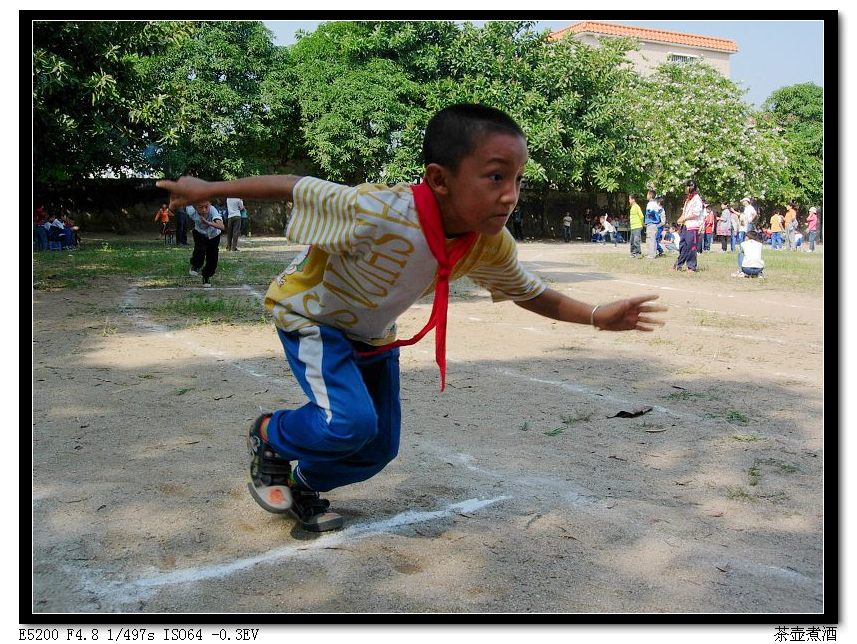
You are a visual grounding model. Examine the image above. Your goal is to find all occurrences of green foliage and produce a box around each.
[33,19,821,215]
[33,21,192,183]
[632,61,788,204]
[138,21,289,179]
[761,83,824,208]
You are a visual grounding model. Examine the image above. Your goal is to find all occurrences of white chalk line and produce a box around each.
[80,496,510,603]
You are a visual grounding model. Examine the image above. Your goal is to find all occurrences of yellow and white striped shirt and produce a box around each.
[264,177,545,345]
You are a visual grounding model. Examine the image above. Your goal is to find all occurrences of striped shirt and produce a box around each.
[264,177,545,345]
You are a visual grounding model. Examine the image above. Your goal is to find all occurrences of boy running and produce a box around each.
[157,104,666,532]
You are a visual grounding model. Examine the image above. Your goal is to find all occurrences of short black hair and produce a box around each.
[746,230,758,241]
[423,103,526,172]
[685,179,696,190]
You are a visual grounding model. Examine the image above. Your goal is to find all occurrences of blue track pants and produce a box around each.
[265,326,401,493]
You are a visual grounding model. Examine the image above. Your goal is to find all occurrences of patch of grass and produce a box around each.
[101,317,118,337]
[518,421,530,432]
[33,240,292,292]
[747,465,761,486]
[725,410,750,425]
[758,458,800,474]
[579,245,823,293]
[726,486,757,502]
[175,387,193,396]
[665,389,720,402]
[137,373,156,379]
[151,295,265,324]
[666,390,693,401]
[693,309,766,331]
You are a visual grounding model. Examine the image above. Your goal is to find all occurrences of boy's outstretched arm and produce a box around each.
[155,175,302,210]
[515,288,666,332]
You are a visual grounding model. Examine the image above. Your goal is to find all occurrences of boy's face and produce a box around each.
[194,202,211,216]
[429,132,528,236]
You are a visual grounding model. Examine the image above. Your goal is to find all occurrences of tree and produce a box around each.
[33,21,192,184]
[632,60,788,207]
[288,21,437,184]
[761,82,824,208]
[138,21,290,179]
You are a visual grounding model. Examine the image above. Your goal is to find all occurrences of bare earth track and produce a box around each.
[31,238,824,614]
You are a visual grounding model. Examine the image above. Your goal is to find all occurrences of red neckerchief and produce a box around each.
[359,180,477,391]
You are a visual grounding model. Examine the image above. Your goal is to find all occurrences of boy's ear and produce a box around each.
[424,163,450,196]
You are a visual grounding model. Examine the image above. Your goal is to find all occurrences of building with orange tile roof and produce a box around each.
[551,21,738,78]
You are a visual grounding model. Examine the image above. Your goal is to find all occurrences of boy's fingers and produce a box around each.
[637,316,665,326]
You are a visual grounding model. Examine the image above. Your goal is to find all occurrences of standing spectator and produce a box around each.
[655,196,667,256]
[510,205,524,241]
[240,205,250,237]
[562,211,572,243]
[628,195,643,257]
[732,230,765,278]
[225,197,244,251]
[805,206,819,252]
[154,203,171,239]
[33,205,48,251]
[643,189,662,259]
[729,204,741,251]
[187,201,225,287]
[739,197,757,243]
[717,202,732,251]
[702,204,716,252]
[174,205,189,246]
[784,202,799,250]
[769,210,785,250]
[673,180,703,273]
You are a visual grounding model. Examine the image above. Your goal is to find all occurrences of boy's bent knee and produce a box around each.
[329,407,379,450]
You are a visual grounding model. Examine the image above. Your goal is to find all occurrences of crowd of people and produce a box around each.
[32,205,81,251]
[582,182,821,278]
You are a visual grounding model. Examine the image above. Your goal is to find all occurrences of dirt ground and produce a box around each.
[31,236,825,615]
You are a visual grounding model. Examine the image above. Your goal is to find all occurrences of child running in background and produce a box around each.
[157,104,667,532]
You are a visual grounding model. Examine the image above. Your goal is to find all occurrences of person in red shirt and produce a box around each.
[33,205,48,251]
[702,205,716,252]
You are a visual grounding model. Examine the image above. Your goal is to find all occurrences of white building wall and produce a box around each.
[569,33,732,77]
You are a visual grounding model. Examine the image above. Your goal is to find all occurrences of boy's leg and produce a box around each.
[190,230,206,272]
[267,326,401,492]
[201,235,220,280]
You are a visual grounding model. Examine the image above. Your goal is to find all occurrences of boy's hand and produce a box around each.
[155,177,213,209]
[593,295,666,332]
